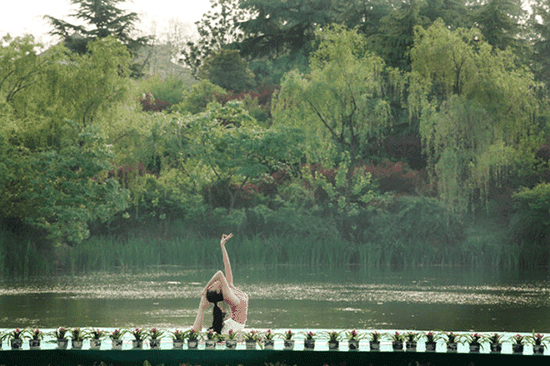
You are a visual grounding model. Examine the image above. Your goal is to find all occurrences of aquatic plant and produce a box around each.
[283,330,293,340]
[170,329,186,341]
[345,329,363,341]
[244,330,261,342]
[150,328,163,340]
[109,329,126,340]
[71,328,86,341]
[53,327,68,340]
[526,332,550,346]
[226,329,238,340]
[512,334,525,345]
[27,328,43,340]
[88,329,106,340]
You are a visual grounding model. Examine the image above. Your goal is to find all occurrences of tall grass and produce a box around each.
[1,195,546,276]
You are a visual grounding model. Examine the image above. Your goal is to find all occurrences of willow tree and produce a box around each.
[273,25,392,181]
[410,19,543,211]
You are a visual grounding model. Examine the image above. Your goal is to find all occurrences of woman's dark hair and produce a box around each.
[206,290,225,334]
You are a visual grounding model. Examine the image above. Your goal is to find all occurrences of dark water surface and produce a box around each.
[1,266,549,332]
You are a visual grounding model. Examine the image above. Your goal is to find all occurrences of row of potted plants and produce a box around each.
[1,328,548,354]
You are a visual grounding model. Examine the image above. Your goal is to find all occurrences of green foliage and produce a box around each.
[198,49,256,92]
[181,0,245,77]
[1,124,129,244]
[274,25,392,177]
[173,80,228,114]
[44,0,148,55]
[510,183,550,258]
[411,19,544,211]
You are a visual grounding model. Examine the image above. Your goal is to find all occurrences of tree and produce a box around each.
[1,123,129,244]
[273,25,392,180]
[470,0,526,52]
[198,49,256,92]
[188,102,304,211]
[44,0,148,76]
[410,19,543,211]
[181,0,245,77]
[529,0,550,90]
[238,0,339,59]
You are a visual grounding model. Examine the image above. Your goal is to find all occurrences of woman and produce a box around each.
[192,233,249,335]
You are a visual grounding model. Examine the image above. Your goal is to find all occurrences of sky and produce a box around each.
[0,0,212,45]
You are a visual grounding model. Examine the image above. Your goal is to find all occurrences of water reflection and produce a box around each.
[1,266,549,332]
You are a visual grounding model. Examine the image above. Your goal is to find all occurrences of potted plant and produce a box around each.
[0,330,4,349]
[244,330,260,350]
[7,328,26,350]
[345,329,362,351]
[512,334,525,354]
[369,331,382,351]
[282,330,294,350]
[465,333,482,353]
[444,331,460,353]
[130,328,146,349]
[225,329,238,350]
[303,331,316,350]
[53,327,69,350]
[526,332,549,355]
[88,329,106,350]
[27,328,43,350]
[262,330,275,350]
[186,328,199,349]
[171,329,185,349]
[485,333,503,354]
[205,329,218,350]
[109,329,125,350]
[423,331,437,352]
[405,332,419,352]
[149,328,163,350]
[70,328,86,350]
[390,331,405,352]
[324,330,342,351]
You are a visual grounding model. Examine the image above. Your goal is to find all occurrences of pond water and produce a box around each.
[1,265,549,333]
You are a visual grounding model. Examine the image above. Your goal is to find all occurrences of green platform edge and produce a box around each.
[0,349,546,366]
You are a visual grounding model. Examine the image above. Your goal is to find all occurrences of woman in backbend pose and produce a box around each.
[192,233,249,335]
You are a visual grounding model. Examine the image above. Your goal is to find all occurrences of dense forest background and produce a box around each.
[2,0,550,276]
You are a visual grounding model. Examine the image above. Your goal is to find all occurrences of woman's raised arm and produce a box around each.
[220,233,234,286]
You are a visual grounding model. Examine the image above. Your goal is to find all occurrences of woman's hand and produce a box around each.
[220,233,233,246]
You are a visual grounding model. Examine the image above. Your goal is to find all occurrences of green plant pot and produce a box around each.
[132,340,143,349]
[225,339,237,350]
[304,340,315,350]
[490,342,502,353]
[205,339,216,350]
[512,344,524,354]
[71,340,83,350]
[29,339,41,350]
[10,339,23,350]
[446,342,457,353]
[348,340,359,351]
[283,339,295,350]
[369,341,380,351]
[111,339,123,350]
[90,339,101,350]
[57,339,69,350]
[187,339,198,349]
[149,339,161,350]
[245,340,256,350]
[425,341,436,352]
[406,341,417,352]
[264,339,275,350]
[392,341,404,352]
[172,339,184,349]
[328,341,339,351]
